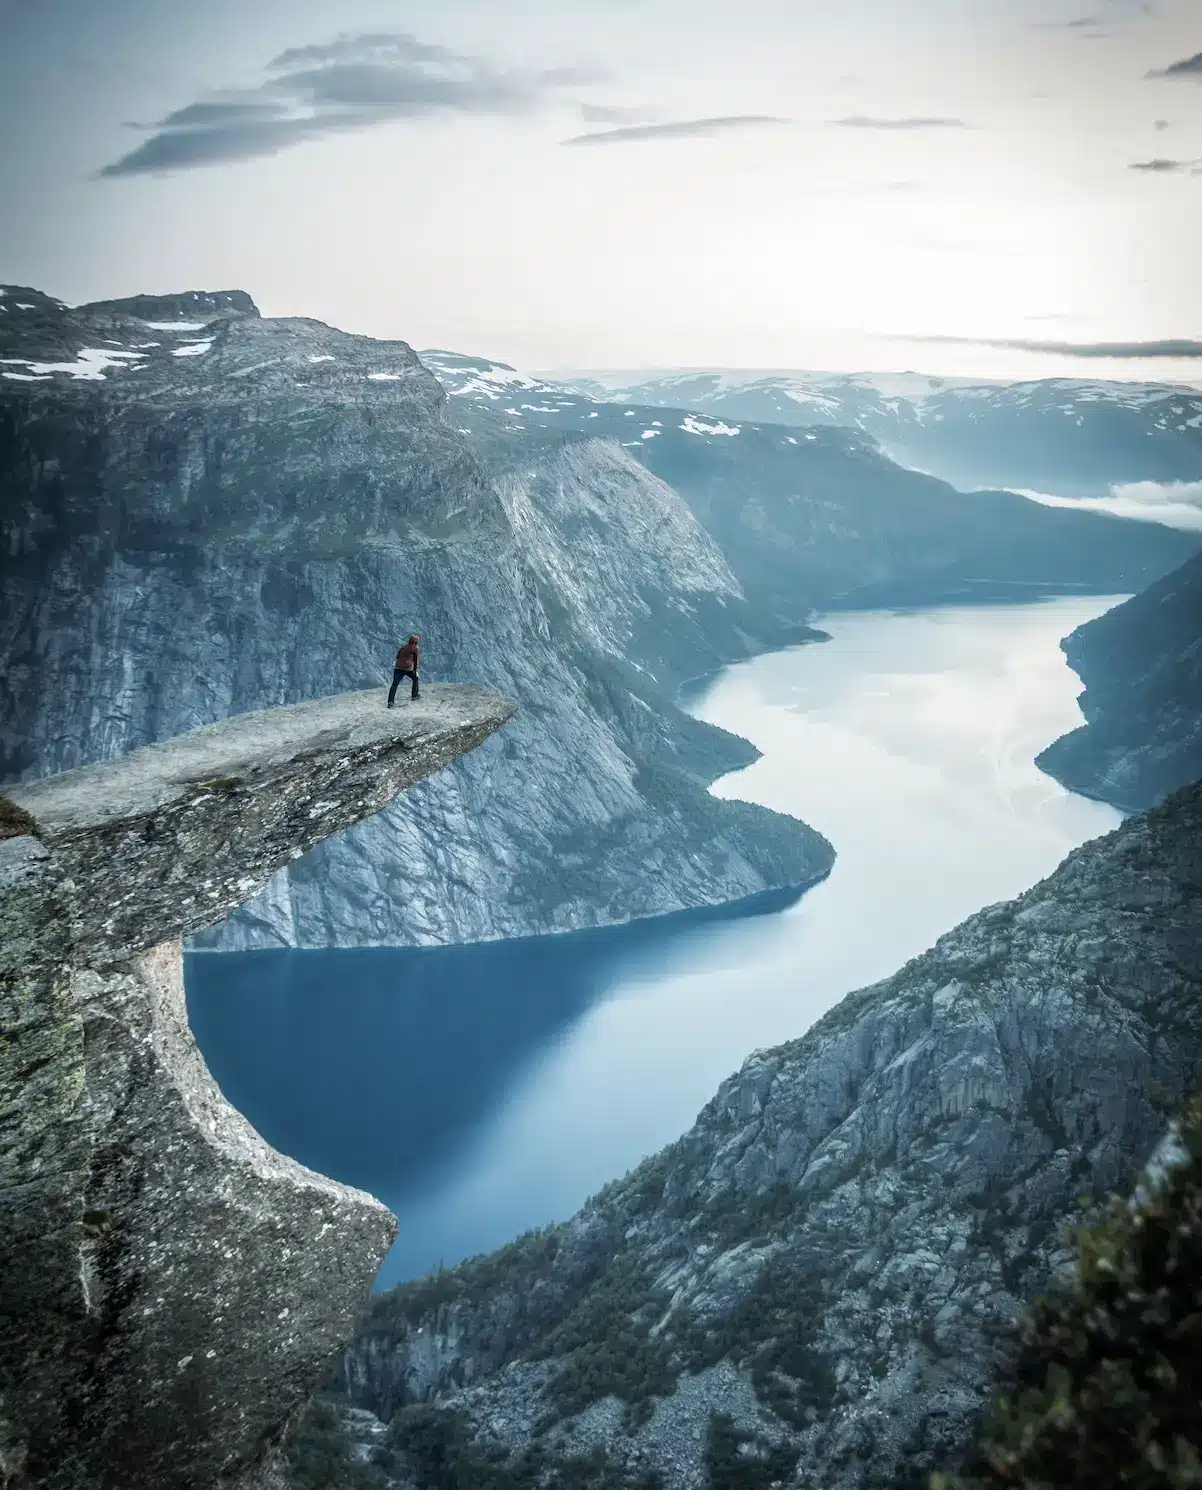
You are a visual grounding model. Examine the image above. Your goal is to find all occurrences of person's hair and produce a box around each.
[408,634,419,643]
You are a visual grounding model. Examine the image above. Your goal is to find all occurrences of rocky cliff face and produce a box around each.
[0,684,512,1489]
[1036,548,1202,811]
[1,285,833,951]
[343,782,1202,1490]
[423,351,1201,614]
[8,289,1198,951]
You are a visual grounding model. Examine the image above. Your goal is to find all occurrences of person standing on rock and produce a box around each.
[388,635,421,706]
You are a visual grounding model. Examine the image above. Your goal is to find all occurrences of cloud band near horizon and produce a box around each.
[560,115,787,146]
[890,333,1202,358]
[831,115,967,129]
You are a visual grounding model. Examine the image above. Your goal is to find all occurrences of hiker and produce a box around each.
[388,634,421,706]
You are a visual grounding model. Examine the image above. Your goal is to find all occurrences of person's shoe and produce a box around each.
[387,700,394,709]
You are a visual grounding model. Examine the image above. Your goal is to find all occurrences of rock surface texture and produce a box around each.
[0,685,513,1490]
[345,782,1202,1490]
[1036,548,1202,810]
[0,285,832,951]
[424,351,1200,615]
[6,287,1196,950]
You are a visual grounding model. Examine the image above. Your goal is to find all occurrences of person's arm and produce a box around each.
[414,645,421,671]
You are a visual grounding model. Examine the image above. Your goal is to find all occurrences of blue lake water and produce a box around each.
[186,597,1124,1290]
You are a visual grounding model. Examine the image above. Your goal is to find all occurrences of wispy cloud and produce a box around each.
[1129,156,1196,171]
[830,115,968,130]
[561,115,787,147]
[1154,118,1171,128]
[1029,15,1104,29]
[578,103,653,125]
[1147,51,1202,79]
[1030,2,1153,36]
[888,333,1202,358]
[101,31,599,176]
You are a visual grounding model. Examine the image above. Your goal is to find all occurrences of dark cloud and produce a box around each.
[267,34,454,70]
[889,333,1202,358]
[100,30,597,176]
[831,115,968,129]
[1147,51,1202,78]
[561,115,787,146]
[1129,156,1193,171]
[154,100,290,129]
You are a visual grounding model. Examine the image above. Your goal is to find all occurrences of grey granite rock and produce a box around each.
[345,781,1202,1490]
[7,685,515,963]
[0,289,832,950]
[0,686,512,1489]
[1036,547,1202,810]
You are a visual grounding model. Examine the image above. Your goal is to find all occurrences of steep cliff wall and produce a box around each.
[1036,548,1202,810]
[0,685,513,1489]
[343,781,1202,1490]
[1,286,832,951]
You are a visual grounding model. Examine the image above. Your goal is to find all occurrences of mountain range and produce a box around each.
[6,286,1202,1490]
[552,363,1202,504]
[339,778,1202,1490]
[1037,547,1202,810]
[5,289,1196,949]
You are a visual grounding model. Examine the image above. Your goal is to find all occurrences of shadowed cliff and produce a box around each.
[0,684,513,1490]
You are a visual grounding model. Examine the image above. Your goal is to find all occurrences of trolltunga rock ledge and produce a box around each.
[7,683,516,965]
[0,683,514,1490]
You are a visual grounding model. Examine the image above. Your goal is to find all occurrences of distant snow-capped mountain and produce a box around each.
[416,346,1198,622]
[533,365,1202,501]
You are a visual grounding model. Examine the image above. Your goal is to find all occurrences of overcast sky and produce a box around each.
[1,0,1200,381]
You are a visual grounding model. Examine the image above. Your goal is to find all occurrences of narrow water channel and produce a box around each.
[186,595,1123,1289]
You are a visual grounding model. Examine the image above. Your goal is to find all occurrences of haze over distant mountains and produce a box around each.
[423,351,1202,517]
[2,286,1198,957]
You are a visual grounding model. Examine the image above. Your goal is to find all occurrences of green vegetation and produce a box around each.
[286,1397,388,1490]
[683,1254,836,1425]
[705,1411,799,1490]
[532,1250,675,1425]
[697,1179,802,1250]
[361,1225,564,1340]
[0,793,39,840]
[932,1096,1202,1490]
[387,1405,664,1490]
[589,1147,678,1217]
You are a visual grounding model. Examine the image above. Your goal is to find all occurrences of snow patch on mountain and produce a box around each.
[680,415,740,437]
[0,347,146,380]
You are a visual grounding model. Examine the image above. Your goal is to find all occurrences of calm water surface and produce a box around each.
[186,597,1123,1289]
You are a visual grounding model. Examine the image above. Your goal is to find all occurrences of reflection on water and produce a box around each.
[186,596,1123,1289]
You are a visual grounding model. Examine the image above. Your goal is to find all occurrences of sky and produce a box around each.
[1,0,1201,381]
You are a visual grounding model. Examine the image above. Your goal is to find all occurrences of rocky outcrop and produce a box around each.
[1036,548,1202,810]
[425,352,1201,615]
[344,781,1202,1490]
[1,285,832,951]
[9,289,1197,952]
[0,685,513,1489]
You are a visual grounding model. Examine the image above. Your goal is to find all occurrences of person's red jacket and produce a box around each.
[396,639,420,671]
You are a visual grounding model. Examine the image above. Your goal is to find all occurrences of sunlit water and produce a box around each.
[186,596,1123,1290]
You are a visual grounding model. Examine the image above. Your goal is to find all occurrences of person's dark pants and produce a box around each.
[388,668,420,704]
